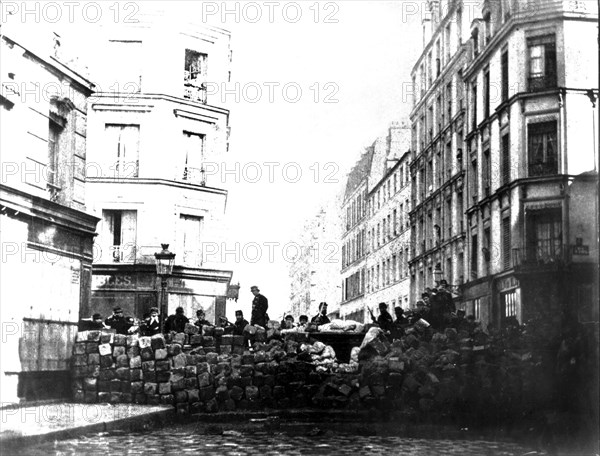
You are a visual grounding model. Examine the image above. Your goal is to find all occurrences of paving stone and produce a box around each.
[154,348,168,360]
[151,335,166,350]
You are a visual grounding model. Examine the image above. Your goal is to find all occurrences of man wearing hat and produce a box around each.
[79,313,106,331]
[105,306,131,335]
[250,286,269,328]
[311,302,330,326]
[164,306,189,333]
[194,309,212,332]
[140,307,161,336]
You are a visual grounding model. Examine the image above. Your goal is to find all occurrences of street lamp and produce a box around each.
[154,243,175,333]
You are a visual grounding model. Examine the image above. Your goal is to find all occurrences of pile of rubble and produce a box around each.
[71,320,553,422]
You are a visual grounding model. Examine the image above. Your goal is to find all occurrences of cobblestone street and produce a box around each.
[6,422,542,456]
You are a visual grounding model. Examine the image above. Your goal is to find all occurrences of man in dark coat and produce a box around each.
[79,313,106,331]
[250,286,269,328]
[164,306,189,333]
[140,307,161,336]
[437,280,456,327]
[372,302,394,333]
[105,307,131,335]
[311,302,330,326]
[232,310,249,336]
[391,307,409,340]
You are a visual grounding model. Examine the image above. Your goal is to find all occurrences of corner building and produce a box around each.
[410,0,599,330]
[84,16,234,323]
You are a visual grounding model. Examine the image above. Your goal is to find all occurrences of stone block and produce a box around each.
[215,363,231,376]
[84,391,97,403]
[98,369,115,381]
[126,346,140,358]
[115,368,130,381]
[206,353,218,365]
[73,343,87,355]
[216,386,230,402]
[133,393,147,404]
[121,381,131,393]
[245,386,259,401]
[198,372,213,388]
[240,365,253,377]
[109,379,122,392]
[113,334,127,346]
[197,362,210,374]
[73,354,87,366]
[172,353,187,369]
[202,325,215,337]
[160,394,174,406]
[156,360,171,372]
[142,361,155,372]
[154,348,168,360]
[190,335,203,346]
[203,336,215,348]
[98,343,112,356]
[97,391,110,403]
[85,354,99,366]
[97,332,112,344]
[175,390,188,403]
[151,334,166,350]
[130,369,142,381]
[229,386,243,401]
[220,346,232,355]
[214,327,225,338]
[112,346,126,358]
[204,347,218,354]
[126,335,139,347]
[199,386,215,402]
[131,382,144,394]
[185,365,197,377]
[116,354,129,368]
[232,346,245,355]
[173,333,187,345]
[221,335,234,346]
[88,365,100,378]
[359,385,371,400]
[170,373,185,391]
[155,371,169,383]
[184,377,198,389]
[139,336,152,348]
[129,356,142,369]
[259,385,272,400]
[232,335,245,347]
[156,382,170,395]
[87,331,101,342]
[143,371,156,383]
[253,373,265,387]
[184,323,199,335]
[146,394,161,405]
[205,398,218,413]
[167,344,182,356]
[85,343,99,354]
[83,378,97,391]
[144,383,158,395]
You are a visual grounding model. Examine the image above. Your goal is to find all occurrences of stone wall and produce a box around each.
[71,323,557,424]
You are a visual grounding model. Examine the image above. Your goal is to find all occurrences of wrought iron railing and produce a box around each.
[512,239,568,269]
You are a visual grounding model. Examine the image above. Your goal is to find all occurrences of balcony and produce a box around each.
[512,240,570,272]
[528,74,557,92]
[181,166,206,186]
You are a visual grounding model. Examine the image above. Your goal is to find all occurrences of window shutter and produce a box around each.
[503,217,511,270]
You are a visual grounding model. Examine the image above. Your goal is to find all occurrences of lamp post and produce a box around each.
[154,243,175,333]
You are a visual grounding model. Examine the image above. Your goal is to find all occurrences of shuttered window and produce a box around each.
[502,216,511,270]
[501,134,510,185]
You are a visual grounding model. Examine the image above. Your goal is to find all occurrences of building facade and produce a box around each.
[0,30,99,402]
[288,199,342,321]
[84,17,234,323]
[408,0,469,307]
[409,0,599,330]
[341,123,412,323]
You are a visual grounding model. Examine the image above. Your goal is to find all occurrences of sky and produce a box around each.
[7,0,423,320]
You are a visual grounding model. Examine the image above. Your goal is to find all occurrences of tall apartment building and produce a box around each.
[84,16,234,323]
[409,0,469,306]
[341,123,412,322]
[1,29,99,402]
[410,0,599,330]
[288,199,342,320]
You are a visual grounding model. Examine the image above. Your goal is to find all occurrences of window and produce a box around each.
[526,209,563,263]
[528,121,558,176]
[105,124,140,178]
[483,227,491,265]
[483,68,490,118]
[501,49,509,101]
[471,83,478,130]
[483,148,490,196]
[393,209,397,236]
[102,210,137,263]
[180,214,203,267]
[471,233,478,278]
[501,133,510,185]
[528,35,556,91]
[446,83,452,120]
[47,118,62,192]
[502,216,511,270]
[472,28,479,57]
[470,158,478,202]
[184,49,208,103]
[182,131,206,184]
[473,297,481,320]
[502,290,517,318]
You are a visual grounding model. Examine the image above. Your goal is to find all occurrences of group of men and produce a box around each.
[369,280,477,340]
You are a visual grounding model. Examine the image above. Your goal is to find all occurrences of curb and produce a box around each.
[0,407,175,450]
